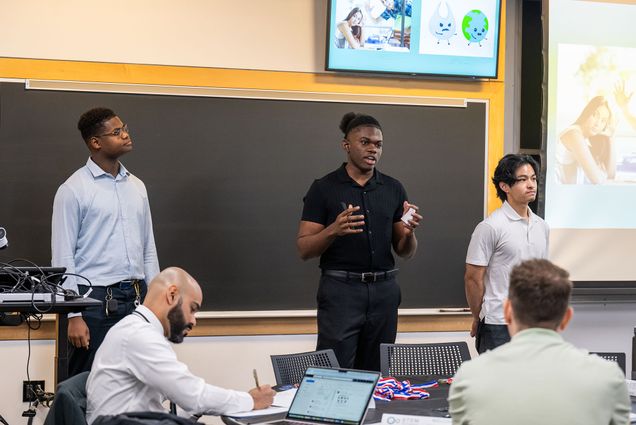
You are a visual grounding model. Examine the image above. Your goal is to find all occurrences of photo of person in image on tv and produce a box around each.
[367,0,412,50]
[336,7,365,49]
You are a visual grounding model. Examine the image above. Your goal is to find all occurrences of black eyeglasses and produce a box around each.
[96,124,129,138]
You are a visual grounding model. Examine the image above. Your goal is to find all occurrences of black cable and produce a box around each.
[4,259,46,290]
[23,313,42,331]
[26,314,32,411]
[0,262,93,314]
[6,258,42,269]
[0,262,93,422]
[0,263,29,292]
[46,272,93,295]
[0,263,57,314]
[19,314,43,413]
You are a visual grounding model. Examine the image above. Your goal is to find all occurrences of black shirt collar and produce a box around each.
[336,163,384,188]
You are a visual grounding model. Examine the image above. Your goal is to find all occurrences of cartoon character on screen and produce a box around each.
[462,9,489,47]
[429,1,456,45]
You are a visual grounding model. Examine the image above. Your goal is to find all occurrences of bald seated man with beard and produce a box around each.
[86,267,275,424]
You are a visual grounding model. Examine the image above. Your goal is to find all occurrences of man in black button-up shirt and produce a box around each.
[297,112,421,371]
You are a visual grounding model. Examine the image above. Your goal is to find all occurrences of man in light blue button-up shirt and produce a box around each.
[52,107,160,376]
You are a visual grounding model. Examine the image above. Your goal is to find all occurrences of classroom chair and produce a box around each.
[44,371,89,425]
[380,342,471,378]
[270,349,339,385]
[590,352,626,376]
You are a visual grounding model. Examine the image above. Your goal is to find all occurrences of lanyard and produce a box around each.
[373,377,438,401]
[132,310,150,323]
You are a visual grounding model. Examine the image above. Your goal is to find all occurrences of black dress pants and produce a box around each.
[316,273,400,372]
[475,319,510,354]
[68,281,147,377]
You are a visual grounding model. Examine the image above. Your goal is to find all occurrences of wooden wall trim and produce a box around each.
[0,314,471,340]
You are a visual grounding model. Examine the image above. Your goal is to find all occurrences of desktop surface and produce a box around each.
[0,296,102,313]
[223,376,451,425]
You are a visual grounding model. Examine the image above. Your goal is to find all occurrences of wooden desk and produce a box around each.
[222,376,451,424]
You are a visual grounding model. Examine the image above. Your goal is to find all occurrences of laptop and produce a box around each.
[267,367,380,425]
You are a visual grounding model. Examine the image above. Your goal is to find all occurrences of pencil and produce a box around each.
[253,368,261,390]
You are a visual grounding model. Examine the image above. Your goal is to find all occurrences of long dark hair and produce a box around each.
[574,96,612,170]
[344,7,362,23]
[574,96,610,128]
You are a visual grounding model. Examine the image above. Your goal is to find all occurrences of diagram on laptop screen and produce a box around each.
[288,372,375,423]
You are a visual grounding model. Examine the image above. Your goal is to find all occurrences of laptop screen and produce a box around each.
[286,367,380,425]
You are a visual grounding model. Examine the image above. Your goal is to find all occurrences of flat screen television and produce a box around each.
[326,0,502,78]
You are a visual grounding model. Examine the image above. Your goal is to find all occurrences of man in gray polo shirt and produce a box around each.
[465,154,549,353]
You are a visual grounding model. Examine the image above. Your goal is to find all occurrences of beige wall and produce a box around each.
[0,0,325,73]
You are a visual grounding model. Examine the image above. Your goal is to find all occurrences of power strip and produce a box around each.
[0,293,64,303]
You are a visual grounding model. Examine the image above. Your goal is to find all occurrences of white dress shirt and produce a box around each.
[51,157,160,295]
[86,305,253,424]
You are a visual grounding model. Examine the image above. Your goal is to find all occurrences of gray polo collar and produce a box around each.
[501,200,538,223]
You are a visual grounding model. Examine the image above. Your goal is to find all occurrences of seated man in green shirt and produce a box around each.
[449,259,630,425]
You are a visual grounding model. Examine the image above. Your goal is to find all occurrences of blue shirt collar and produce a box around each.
[86,157,129,180]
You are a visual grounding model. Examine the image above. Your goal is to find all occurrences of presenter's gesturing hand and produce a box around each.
[68,316,90,349]
[333,205,365,236]
[392,201,421,259]
[401,201,422,235]
[296,205,365,261]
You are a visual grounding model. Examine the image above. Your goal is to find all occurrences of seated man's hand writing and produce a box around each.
[249,385,276,410]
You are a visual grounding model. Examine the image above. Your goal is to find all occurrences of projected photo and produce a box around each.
[333,0,413,51]
[553,44,636,185]
[545,0,636,277]
[419,0,498,58]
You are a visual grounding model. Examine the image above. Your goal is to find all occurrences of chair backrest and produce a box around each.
[380,342,471,377]
[590,352,626,376]
[270,349,339,385]
[44,371,89,425]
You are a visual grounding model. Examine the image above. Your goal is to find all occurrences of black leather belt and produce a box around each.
[108,279,143,289]
[322,269,398,283]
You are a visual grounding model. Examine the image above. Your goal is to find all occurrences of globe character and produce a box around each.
[462,9,489,46]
